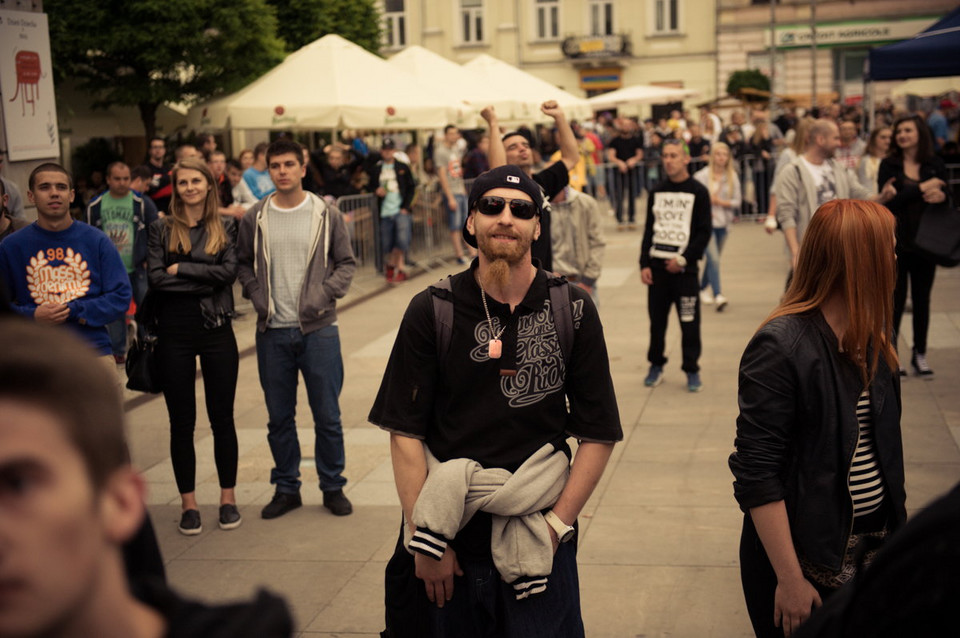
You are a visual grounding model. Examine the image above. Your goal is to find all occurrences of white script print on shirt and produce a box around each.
[26,249,91,305]
[470,297,585,408]
[650,191,696,260]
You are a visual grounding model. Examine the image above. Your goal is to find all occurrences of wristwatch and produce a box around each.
[544,510,576,543]
[674,254,687,268]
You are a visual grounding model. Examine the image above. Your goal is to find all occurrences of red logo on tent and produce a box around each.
[275,106,285,115]
[386,106,396,116]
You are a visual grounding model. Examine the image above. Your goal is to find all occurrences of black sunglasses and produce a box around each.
[475,196,538,220]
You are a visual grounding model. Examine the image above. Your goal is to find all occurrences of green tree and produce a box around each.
[726,69,772,102]
[267,0,383,54]
[46,0,285,140]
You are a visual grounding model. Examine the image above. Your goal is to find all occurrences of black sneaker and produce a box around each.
[322,489,353,516]
[261,491,302,520]
[178,509,202,536]
[218,504,242,530]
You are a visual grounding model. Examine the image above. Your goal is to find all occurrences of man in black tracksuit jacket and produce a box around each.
[639,138,712,392]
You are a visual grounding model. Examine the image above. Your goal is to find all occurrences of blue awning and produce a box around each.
[868,7,960,81]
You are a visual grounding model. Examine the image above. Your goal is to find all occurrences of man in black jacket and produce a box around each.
[370,138,416,282]
[639,139,712,392]
[0,318,293,638]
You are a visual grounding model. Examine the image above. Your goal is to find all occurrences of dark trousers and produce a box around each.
[893,249,937,355]
[158,323,239,494]
[739,515,835,638]
[610,167,638,223]
[647,267,701,373]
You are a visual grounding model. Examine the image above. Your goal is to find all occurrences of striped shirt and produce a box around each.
[849,389,886,517]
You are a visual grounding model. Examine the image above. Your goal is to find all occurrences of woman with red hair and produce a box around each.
[730,199,906,638]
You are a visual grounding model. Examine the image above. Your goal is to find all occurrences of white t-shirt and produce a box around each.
[800,157,837,208]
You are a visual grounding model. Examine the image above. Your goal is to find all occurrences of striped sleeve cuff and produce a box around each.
[409,527,448,561]
[511,575,549,600]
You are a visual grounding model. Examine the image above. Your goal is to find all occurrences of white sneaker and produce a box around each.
[700,289,715,305]
[715,294,728,312]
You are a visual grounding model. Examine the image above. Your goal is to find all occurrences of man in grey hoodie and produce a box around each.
[237,139,357,520]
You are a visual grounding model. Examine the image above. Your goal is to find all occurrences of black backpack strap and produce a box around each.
[546,273,574,367]
[428,277,454,362]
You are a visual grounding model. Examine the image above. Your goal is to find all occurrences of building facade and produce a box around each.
[717,0,958,107]
[381,0,719,107]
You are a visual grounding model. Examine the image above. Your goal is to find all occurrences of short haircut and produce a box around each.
[208,150,226,161]
[266,139,304,166]
[501,130,533,146]
[444,124,458,134]
[253,142,270,159]
[808,119,837,148]
[174,144,197,160]
[0,318,128,488]
[149,136,166,146]
[196,132,214,146]
[226,158,243,171]
[130,165,152,182]
[106,161,129,177]
[28,162,72,190]
[662,138,689,154]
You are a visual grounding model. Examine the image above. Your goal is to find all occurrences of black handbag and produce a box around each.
[125,291,162,393]
[914,195,960,267]
[125,328,162,393]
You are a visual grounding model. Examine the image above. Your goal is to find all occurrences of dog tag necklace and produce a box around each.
[479,285,507,359]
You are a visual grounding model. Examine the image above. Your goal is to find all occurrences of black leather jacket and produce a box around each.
[146,218,237,329]
[729,312,906,571]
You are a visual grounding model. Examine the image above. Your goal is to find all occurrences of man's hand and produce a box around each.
[375,186,387,198]
[447,196,458,212]
[166,263,179,276]
[774,575,822,637]
[641,267,653,285]
[481,106,498,125]
[35,303,69,324]
[541,100,565,121]
[415,549,463,608]
[545,519,560,555]
[878,178,897,204]
[617,160,629,174]
[665,258,684,274]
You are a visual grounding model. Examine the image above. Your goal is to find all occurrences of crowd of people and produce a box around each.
[0,92,958,638]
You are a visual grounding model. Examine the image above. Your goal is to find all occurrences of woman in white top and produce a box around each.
[694,142,741,311]
[857,127,892,195]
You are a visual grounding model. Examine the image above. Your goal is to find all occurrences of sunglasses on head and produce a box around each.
[475,196,538,220]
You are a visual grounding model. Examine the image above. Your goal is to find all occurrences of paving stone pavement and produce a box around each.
[126,206,960,637]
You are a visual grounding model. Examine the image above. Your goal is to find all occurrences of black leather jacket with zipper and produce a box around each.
[729,312,906,571]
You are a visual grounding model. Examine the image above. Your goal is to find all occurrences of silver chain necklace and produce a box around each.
[479,284,507,359]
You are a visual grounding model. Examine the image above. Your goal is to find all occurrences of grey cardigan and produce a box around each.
[237,192,356,334]
[406,443,570,600]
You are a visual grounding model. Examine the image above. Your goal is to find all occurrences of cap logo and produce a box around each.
[506,175,520,184]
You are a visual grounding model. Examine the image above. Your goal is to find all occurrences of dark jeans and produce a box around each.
[158,322,239,494]
[610,166,639,223]
[255,325,347,494]
[107,269,148,357]
[739,515,835,638]
[893,249,937,354]
[428,540,584,638]
[647,267,701,373]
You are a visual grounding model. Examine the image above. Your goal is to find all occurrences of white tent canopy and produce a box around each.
[187,34,473,131]
[587,84,700,111]
[462,54,592,122]
[387,46,523,126]
[891,76,960,98]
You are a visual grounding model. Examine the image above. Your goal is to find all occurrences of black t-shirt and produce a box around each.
[530,161,568,272]
[608,135,643,162]
[142,162,172,213]
[640,176,713,269]
[369,264,621,558]
[134,578,292,637]
[688,138,710,159]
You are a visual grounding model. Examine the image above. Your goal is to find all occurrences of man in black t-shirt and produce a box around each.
[370,166,621,637]
[639,139,712,393]
[606,119,644,229]
[139,136,172,213]
[481,102,578,272]
[0,319,293,638]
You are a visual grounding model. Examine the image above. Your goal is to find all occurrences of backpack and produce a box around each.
[428,272,576,366]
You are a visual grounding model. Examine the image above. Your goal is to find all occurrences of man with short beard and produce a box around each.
[371,165,621,637]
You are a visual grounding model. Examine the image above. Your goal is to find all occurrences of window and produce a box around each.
[383,0,406,49]
[651,0,680,35]
[536,0,560,41]
[461,0,484,44]
[590,0,614,36]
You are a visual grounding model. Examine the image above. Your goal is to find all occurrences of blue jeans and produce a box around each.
[700,227,728,296]
[255,325,347,493]
[429,540,584,638]
[107,269,148,357]
[448,193,467,231]
[381,212,413,254]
